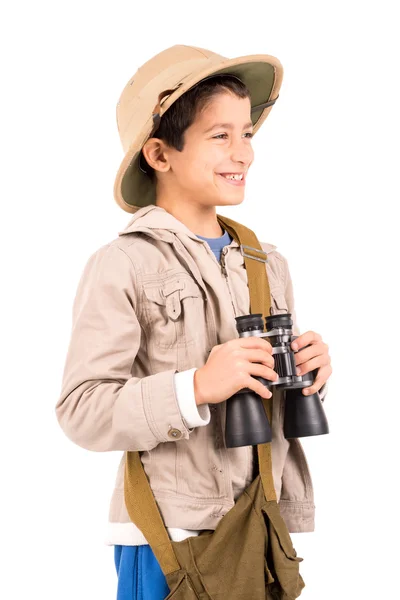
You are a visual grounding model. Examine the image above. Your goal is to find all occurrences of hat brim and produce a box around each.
[114,54,283,213]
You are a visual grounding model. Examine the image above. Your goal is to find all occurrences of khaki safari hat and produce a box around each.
[114,44,284,213]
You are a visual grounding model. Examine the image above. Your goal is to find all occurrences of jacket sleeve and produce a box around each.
[55,243,194,452]
[281,252,328,403]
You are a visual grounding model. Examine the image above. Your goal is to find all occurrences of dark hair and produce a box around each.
[140,75,251,182]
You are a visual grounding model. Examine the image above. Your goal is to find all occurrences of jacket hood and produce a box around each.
[118,204,278,254]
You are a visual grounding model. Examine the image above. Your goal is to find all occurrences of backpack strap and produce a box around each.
[123,215,277,575]
[124,451,181,573]
[216,214,277,504]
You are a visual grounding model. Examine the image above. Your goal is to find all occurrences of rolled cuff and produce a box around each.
[142,369,194,442]
[319,381,328,402]
[174,368,211,428]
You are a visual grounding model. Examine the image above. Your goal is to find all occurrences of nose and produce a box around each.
[230,137,254,167]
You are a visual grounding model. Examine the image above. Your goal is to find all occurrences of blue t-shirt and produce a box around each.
[196,229,232,262]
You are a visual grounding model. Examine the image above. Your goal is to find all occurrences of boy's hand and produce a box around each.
[291,331,332,395]
[194,338,278,406]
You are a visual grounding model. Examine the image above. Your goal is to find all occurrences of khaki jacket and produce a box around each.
[56,205,322,534]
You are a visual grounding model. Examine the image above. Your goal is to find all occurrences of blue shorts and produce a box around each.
[114,544,170,600]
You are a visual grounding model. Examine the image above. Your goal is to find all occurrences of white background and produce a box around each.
[1,1,399,598]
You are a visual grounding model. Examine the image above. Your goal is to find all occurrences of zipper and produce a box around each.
[220,247,239,318]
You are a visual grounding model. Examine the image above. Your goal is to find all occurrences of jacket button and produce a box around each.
[168,427,182,440]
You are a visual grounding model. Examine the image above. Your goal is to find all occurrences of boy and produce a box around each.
[56,45,331,599]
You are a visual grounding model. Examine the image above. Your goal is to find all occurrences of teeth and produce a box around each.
[222,173,243,180]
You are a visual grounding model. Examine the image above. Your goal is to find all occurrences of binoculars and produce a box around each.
[225,312,329,448]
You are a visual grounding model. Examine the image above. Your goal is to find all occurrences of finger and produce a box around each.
[239,348,275,368]
[236,336,273,353]
[291,330,322,351]
[302,364,332,395]
[294,341,328,367]
[247,362,279,383]
[296,354,330,377]
[243,374,272,399]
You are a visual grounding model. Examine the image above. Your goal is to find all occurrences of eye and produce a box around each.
[213,132,254,140]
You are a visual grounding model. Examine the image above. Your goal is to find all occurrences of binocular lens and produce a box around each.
[265,313,293,331]
[235,313,264,334]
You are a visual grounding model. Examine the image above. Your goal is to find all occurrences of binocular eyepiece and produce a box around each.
[224,313,329,448]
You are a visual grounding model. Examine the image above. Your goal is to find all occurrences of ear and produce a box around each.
[141,138,170,173]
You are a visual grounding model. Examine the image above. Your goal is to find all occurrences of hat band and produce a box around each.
[251,96,279,112]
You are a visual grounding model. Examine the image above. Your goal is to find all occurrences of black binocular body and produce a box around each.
[224,313,329,448]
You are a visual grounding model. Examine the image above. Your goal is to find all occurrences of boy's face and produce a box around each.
[146,92,254,209]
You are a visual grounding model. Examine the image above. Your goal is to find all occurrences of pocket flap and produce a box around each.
[271,291,288,313]
[142,279,184,306]
[164,279,185,298]
[262,501,303,561]
[178,278,203,300]
[143,277,202,306]
[166,290,182,321]
[143,285,166,305]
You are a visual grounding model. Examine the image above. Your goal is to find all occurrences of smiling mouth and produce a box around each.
[218,173,245,180]
[217,173,246,186]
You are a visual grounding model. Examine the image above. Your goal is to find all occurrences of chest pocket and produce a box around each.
[142,275,205,349]
[270,289,289,315]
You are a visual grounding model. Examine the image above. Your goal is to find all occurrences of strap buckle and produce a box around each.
[240,244,268,263]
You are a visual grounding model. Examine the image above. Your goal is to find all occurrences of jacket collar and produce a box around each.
[119,205,205,244]
[118,204,277,254]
